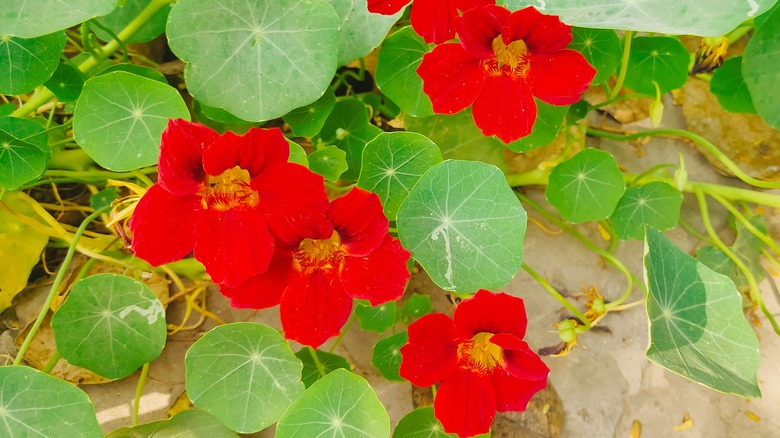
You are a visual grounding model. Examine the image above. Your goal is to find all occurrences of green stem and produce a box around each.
[328,313,356,353]
[11,0,175,118]
[587,127,780,189]
[133,362,151,426]
[678,218,714,244]
[608,31,634,99]
[308,347,327,378]
[725,19,754,43]
[709,193,780,256]
[522,263,591,330]
[41,350,62,374]
[13,206,111,366]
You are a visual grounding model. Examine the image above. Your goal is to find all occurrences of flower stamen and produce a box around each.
[201,166,259,210]
[293,230,343,271]
[458,332,505,374]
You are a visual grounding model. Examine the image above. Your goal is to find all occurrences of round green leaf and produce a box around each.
[0,115,50,150]
[99,63,167,83]
[294,347,351,389]
[504,0,776,36]
[743,5,780,130]
[288,140,309,167]
[0,128,47,190]
[0,0,117,38]
[0,366,102,438]
[276,368,390,438]
[569,27,621,85]
[284,87,336,138]
[93,0,172,44]
[710,57,756,114]
[401,293,432,321]
[358,131,443,220]
[314,98,382,181]
[623,37,690,96]
[51,273,166,379]
[328,0,404,66]
[505,100,568,153]
[397,160,527,292]
[610,182,682,240]
[106,409,238,438]
[644,228,761,397]
[0,32,66,94]
[44,62,85,102]
[167,0,339,122]
[393,407,453,438]
[185,322,305,434]
[545,148,625,224]
[73,71,190,171]
[309,146,349,182]
[376,26,434,117]
[371,331,407,381]
[356,301,397,333]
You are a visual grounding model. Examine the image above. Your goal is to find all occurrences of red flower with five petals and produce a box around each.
[129,119,328,287]
[417,5,596,143]
[368,0,494,44]
[400,290,549,437]
[220,188,411,348]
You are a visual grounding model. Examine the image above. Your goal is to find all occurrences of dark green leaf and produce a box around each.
[393,407,455,438]
[376,26,434,117]
[743,5,780,130]
[284,87,336,138]
[294,347,351,388]
[710,57,756,114]
[371,331,407,381]
[610,182,682,240]
[89,187,118,211]
[0,32,66,94]
[99,63,167,83]
[44,62,85,102]
[505,100,568,153]
[356,301,397,333]
[569,27,622,85]
[309,146,349,182]
[623,37,690,95]
[0,128,48,190]
[93,0,172,44]
[400,293,432,320]
[105,409,238,438]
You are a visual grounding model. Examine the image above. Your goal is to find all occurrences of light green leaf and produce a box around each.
[309,146,349,182]
[610,182,682,240]
[710,57,756,114]
[0,0,117,38]
[505,100,568,153]
[644,228,761,397]
[376,26,434,117]
[400,293,432,321]
[276,368,390,438]
[44,62,85,102]
[0,366,102,438]
[51,273,166,379]
[356,301,397,333]
[405,110,508,173]
[295,347,351,389]
[743,5,780,130]
[73,71,190,171]
[623,37,690,95]
[393,407,454,438]
[569,27,621,85]
[358,132,443,220]
[167,0,339,122]
[545,148,625,224]
[0,32,66,94]
[397,160,527,292]
[284,87,336,138]
[185,322,305,434]
[327,0,404,65]
[105,409,238,438]
[372,331,407,381]
[504,0,777,36]
[93,0,172,44]
[314,98,382,181]
[288,140,309,167]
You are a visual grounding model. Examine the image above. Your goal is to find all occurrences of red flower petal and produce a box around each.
[472,74,537,143]
[340,235,411,305]
[280,269,353,348]
[193,206,273,287]
[218,250,293,309]
[529,50,596,105]
[491,362,548,412]
[368,0,410,15]
[455,4,509,58]
[453,290,528,339]
[504,342,550,382]
[265,211,333,251]
[418,43,484,114]
[502,7,572,53]
[129,184,199,266]
[157,119,215,196]
[434,369,497,437]
[410,0,459,44]
[202,127,289,177]
[399,313,459,387]
[327,188,388,257]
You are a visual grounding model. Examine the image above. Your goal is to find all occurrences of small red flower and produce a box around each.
[368,0,493,44]
[220,188,411,348]
[129,119,328,287]
[400,290,549,437]
[417,5,596,143]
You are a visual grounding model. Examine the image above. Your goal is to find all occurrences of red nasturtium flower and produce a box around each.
[368,0,494,44]
[221,188,411,348]
[417,5,596,143]
[129,119,328,287]
[400,290,549,437]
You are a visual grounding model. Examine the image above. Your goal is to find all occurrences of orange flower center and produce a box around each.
[293,230,344,272]
[484,36,529,78]
[200,166,259,211]
[458,332,505,374]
